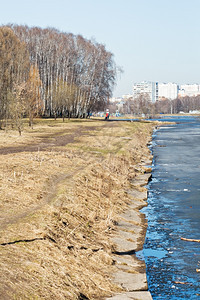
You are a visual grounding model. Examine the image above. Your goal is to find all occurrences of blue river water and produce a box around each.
[137,116,200,299]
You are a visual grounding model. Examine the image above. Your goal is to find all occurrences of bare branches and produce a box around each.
[26,65,43,128]
[9,25,118,118]
[0,24,118,130]
[0,26,30,130]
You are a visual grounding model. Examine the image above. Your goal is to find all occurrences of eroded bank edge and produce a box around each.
[105,128,157,300]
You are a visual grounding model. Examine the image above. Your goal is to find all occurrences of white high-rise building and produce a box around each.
[158,82,178,100]
[179,84,200,97]
[122,94,132,100]
[132,81,200,101]
[133,81,158,103]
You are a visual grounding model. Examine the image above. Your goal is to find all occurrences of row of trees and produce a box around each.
[112,93,200,116]
[0,25,118,132]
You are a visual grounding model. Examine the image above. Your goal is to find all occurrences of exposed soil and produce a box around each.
[0,124,102,155]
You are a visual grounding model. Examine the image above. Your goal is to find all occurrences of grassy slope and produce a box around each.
[0,119,154,300]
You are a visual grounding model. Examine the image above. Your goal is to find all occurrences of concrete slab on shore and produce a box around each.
[106,291,153,300]
[107,157,153,300]
[112,255,140,269]
[112,236,137,253]
[131,173,152,187]
[113,271,148,291]
[127,190,148,201]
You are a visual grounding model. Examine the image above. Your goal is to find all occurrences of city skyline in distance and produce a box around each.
[113,81,200,102]
[115,77,200,99]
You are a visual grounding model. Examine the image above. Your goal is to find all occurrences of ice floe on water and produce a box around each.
[143,116,200,299]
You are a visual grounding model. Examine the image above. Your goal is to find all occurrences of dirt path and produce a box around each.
[0,125,96,155]
[0,168,81,232]
[0,122,110,233]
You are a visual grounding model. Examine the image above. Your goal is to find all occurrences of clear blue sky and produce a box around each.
[1,0,200,97]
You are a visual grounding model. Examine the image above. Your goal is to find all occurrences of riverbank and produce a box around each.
[106,169,153,300]
[0,119,156,299]
[105,141,153,300]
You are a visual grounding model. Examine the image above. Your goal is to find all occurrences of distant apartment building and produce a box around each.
[158,82,178,100]
[179,84,200,97]
[109,97,122,103]
[122,94,133,100]
[132,81,200,102]
[133,81,158,103]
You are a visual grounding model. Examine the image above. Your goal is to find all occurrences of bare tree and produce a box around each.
[26,65,42,128]
[0,26,29,129]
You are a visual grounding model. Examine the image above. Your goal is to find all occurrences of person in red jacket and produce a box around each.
[105,109,110,120]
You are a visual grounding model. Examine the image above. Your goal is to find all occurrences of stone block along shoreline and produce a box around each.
[106,159,153,300]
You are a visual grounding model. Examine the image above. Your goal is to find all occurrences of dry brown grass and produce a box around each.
[0,119,154,299]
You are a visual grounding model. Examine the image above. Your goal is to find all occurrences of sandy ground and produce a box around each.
[0,119,155,299]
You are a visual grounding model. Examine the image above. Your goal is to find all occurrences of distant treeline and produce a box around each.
[110,94,200,116]
[0,25,118,130]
